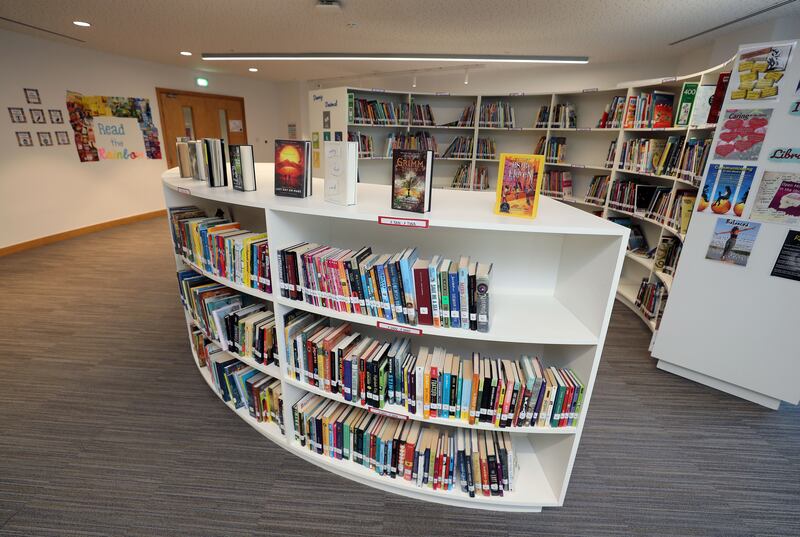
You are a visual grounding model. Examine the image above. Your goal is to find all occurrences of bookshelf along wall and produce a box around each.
[308,57,733,333]
[163,168,627,512]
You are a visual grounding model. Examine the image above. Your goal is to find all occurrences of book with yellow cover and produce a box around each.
[493,153,544,219]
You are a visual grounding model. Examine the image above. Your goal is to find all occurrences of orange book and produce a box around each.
[478,432,490,497]
[469,353,481,425]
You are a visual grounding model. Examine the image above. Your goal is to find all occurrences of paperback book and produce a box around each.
[324,141,358,206]
[493,153,544,219]
[391,149,434,213]
[275,139,312,197]
[230,144,257,192]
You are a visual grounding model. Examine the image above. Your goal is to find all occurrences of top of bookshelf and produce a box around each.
[163,164,626,238]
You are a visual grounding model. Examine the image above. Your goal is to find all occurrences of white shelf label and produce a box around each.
[661,77,677,83]
[367,406,409,420]
[378,216,429,228]
[177,187,191,195]
[435,91,450,96]
[582,87,599,93]
[508,92,525,96]
[377,321,422,335]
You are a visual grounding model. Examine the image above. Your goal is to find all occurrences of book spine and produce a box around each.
[413,266,433,325]
[468,272,477,330]
[399,257,417,325]
[458,264,469,329]
[428,264,441,327]
[448,271,460,328]
[476,272,490,333]
[439,269,450,328]
[387,261,406,324]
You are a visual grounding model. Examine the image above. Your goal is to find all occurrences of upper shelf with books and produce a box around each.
[162,165,625,237]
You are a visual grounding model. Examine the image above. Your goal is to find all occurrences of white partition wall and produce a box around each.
[162,163,627,511]
[653,39,800,409]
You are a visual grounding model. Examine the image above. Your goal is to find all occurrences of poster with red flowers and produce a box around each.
[712,108,772,161]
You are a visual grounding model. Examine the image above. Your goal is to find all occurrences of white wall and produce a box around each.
[0,29,298,248]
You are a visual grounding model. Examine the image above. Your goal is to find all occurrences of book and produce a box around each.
[674,82,698,127]
[707,72,731,124]
[275,139,312,198]
[475,263,492,333]
[494,153,544,219]
[229,144,256,192]
[651,92,675,128]
[690,84,715,125]
[323,141,358,206]
[176,141,192,178]
[191,140,208,182]
[204,138,227,188]
[391,149,434,213]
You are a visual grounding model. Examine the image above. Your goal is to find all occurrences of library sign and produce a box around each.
[65,91,162,162]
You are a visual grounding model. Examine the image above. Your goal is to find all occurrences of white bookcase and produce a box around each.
[308,57,734,335]
[162,164,627,511]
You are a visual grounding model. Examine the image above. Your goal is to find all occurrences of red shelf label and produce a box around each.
[378,216,429,228]
[367,407,409,420]
[377,321,422,335]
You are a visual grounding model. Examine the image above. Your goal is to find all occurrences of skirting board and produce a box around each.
[656,360,781,410]
[0,209,167,257]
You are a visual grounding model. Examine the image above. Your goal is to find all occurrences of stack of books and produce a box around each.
[293,396,516,497]
[168,206,271,293]
[540,171,572,199]
[545,137,567,163]
[351,97,409,125]
[348,131,375,157]
[549,103,576,128]
[441,136,473,158]
[478,101,515,128]
[277,245,493,332]
[475,137,496,159]
[596,96,626,128]
[411,103,436,126]
[585,175,610,205]
[179,270,278,366]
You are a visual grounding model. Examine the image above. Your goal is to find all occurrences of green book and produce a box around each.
[439,259,451,327]
[550,369,566,427]
[674,82,698,127]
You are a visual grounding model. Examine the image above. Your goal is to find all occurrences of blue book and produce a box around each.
[361,255,377,317]
[398,248,419,324]
[442,367,451,419]
[386,254,406,324]
[448,267,461,328]
[458,256,470,330]
[375,254,393,320]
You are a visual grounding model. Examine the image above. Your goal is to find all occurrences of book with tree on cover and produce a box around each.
[391,149,433,213]
[274,139,312,198]
[493,153,544,219]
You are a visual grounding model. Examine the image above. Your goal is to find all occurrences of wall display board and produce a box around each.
[653,40,800,409]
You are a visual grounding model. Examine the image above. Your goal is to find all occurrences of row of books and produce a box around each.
[533,135,547,155]
[351,98,410,125]
[667,191,695,234]
[605,140,618,168]
[348,131,375,157]
[540,171,573,199]
[475,137,496,159]
[596,96,626,128]
[284,316,584,429]
[441,136,473,158]
[179,270,278,366]
[625,91,675,129]
[676,138,711,183]
[293,396,515,497]
[411,103,436,126]
[635,279,667,322]
[478,101,515,128]
[168,206,272,293]
[585,175,610,205]
[545,137,567,163]
[384,132,438,157]
[550,103,577,128]
[534,105,550,128]
[644,187,672,223]
[607,180,637,212]
[654,236,682,275]
[451,164,489,191]
[277,243,493,331]
[176,138,257,192]
[200,341,285,433]
[455,104,475,127]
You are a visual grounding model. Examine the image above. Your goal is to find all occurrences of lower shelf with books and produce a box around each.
[616,281,657,332]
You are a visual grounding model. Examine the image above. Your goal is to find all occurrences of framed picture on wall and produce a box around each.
[37,132,53,147]
[49,109,64,124]
[8,107,26,123]
[30,108,46,124]
[24,88,41,104]
[16,131,33,147]
[55,131,70,145]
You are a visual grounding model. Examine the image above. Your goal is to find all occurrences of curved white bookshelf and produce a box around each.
[163,163,627,512]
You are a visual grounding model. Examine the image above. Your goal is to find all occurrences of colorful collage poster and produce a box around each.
[750,171,800,225]
[706,218,761,267]
[493,153,544,219]
[730,43,794,102]
[713,109,771,160]
[696,164,757,216]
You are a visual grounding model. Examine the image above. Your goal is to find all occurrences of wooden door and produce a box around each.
[156,88,248,168]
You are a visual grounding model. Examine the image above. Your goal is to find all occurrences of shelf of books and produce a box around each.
[308,57,732,334]
[162,164,627,512]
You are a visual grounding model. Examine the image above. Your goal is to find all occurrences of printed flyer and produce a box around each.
[750,171,800,225]
[713,109,772,161]
[697,164,757,216]
[730,42,794,102]
[706,217,761,267]
[771,229,800,282]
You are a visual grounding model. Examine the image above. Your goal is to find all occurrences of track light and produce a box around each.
[202,53,589,64]
[412,75,417,88]
[464,70,469,85]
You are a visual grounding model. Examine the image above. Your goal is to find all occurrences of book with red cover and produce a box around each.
[706,72,731,124]
[651,92,675,128]
[274,139,312,198]
[412,258,433,325]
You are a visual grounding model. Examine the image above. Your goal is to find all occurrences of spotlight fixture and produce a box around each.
[248,67,258,72]
[202,52,588,64]
[72,20,90,27]
[412,75,417,88]
[180,51,192,56]
[464,70,469,85]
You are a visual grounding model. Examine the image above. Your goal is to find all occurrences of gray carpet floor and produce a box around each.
[0,217,797,537]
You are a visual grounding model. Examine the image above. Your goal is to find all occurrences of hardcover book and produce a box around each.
[651,92,675,128]
[230,144,257,192]
[204,138,227,188]
[275,139,312,198]
[674,82,698,127]
[493,153,544,219]
[690,84,715,125]
[391,149,434,213]
[707,72,731,124]
[324,141,358,206]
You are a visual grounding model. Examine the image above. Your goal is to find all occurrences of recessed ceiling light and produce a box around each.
[180,51,192,56]
[72,21,91,27]
[195,77,209,87]
[248,67,258,72]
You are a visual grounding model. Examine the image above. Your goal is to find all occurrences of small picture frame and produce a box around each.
[8,107,26,123]
[16,131,33,147]
[37,132,53,147]
[49,109,64,124]
[30,108,46,124]
[55,131,70,145]
[24,88,41,104]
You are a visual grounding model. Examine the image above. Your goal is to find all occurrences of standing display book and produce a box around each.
[230,144,257,192]
[493,154,544,219]
[204,138,228,188]
[275,139,312,198]
[176,141,192,178]
[324,141,358,206]
[391,149,434,213]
